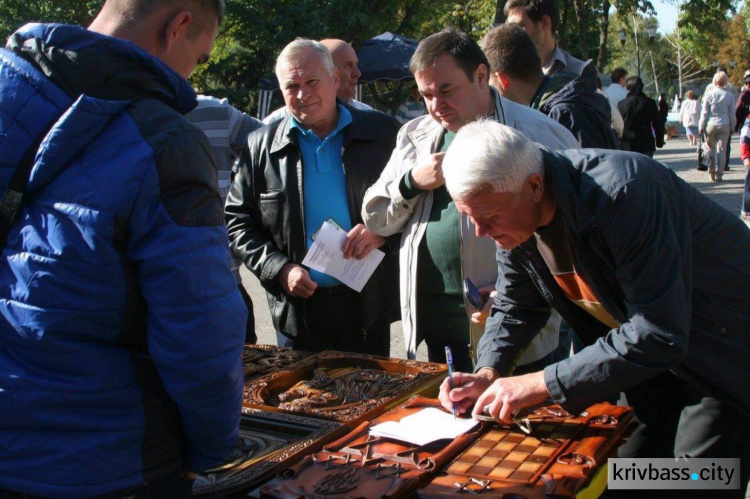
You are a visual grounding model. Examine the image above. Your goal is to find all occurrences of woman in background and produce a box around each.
[618,77,664,157]
[699,71,736,181]
[679,90,700,146]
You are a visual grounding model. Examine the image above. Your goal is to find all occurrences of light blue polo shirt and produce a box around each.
[291,105,354,287]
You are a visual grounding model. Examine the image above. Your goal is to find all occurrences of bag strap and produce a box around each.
[0,109,66,249]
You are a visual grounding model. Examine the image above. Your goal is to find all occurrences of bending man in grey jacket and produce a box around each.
[361,28,577,372]
[439,120,750,490]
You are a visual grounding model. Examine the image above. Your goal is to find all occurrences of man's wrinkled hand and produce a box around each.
[342,223,385,260]
[409,152,446,190]
[277,263,317,298]
[471,371,550,424]
[438,369,497,416]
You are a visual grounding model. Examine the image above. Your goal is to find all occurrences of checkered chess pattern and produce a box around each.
[446,420,579,485]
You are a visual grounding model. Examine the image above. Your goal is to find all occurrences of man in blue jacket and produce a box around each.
[438,121,750,492]
[0,1,246,497]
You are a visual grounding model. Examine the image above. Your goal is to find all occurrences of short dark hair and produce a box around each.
[625,76,643,95]
[118,0,224,35]
[609,67,627,84]
[187,0,224,37]
[503,0,560,35]
[410,27,490,82]
[480,24,542,82]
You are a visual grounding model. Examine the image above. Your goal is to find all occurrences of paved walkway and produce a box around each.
[243,134,749,356]
[655,135,747,218]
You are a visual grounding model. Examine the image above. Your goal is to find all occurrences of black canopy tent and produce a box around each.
[257,32,418,119]
[357,31,418,83]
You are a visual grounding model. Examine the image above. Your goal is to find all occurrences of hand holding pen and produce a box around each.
[444,346,457,420]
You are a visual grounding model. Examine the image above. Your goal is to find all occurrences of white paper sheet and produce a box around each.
[301,221,385,292]
[368,408,479,446]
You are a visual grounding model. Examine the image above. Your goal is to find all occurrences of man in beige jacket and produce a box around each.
[362,28,577,372]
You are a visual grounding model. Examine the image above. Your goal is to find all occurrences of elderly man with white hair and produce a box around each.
[226,38,400,356]
[263,38,373,124]
[437,120,750,482]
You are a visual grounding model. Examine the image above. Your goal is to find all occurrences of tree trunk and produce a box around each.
[597,0,610,72]
[650,51,659,95]
[572,0,589,59]
[677,43,683,96]
[494,0,507,25]
[560,0,571,43]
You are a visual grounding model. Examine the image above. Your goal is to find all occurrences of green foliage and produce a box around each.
[2,0,747,115]
[0,0,103,41]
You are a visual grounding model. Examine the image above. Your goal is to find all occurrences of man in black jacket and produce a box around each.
[226,39,400,356]
[481,23,619,149]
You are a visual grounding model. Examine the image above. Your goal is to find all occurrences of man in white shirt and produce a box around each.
[263,38,373,123]
[605,67,628,111]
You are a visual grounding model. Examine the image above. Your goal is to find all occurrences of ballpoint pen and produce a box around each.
[445,346,457,421]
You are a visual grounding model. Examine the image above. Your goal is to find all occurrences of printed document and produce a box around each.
[368,408,479,446]
[301,221,384,292]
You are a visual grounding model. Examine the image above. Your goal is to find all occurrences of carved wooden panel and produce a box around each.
[192,409,345,497]
[418,403,634,498]
[256,396,480,499]
[241,344,310,381]
[243,351,447,427]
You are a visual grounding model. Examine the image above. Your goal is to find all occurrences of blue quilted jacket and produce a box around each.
[0,24,246,497]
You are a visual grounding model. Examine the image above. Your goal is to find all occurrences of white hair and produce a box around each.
[275,38,335,81]
[713,71,728,87]
[443,120,543,200]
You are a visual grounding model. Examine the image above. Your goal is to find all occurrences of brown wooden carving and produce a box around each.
[257,396,481,498]
[191,409,345,497]
[243,351,447,427]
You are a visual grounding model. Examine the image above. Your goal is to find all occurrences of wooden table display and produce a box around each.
[418,402,634,498]
[192,409,345,498]
[242,351,447,427]
[255,396,481,498]
[241,344,310,381]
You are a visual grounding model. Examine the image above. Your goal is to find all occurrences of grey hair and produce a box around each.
[713,71,728,87]
[275,38,335,81]
[443,120,543,200]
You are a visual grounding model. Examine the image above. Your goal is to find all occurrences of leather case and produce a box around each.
[243,351,447,427]
[255,396,483,498]
[418,403,635,498]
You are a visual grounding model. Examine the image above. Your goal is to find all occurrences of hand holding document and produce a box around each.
[368,408,479,446]
[301,221,384,292]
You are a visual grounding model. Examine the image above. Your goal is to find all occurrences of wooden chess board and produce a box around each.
[418,403,634,498]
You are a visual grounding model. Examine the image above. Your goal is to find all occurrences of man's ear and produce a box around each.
[475,63,488,87]
[527,174,545,202]
[162,11,192,53]
[333,67,341,90]
[495,72,510,91]
[540,14,552,33]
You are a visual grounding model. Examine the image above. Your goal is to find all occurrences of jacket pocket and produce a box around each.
[259,190,285,235]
